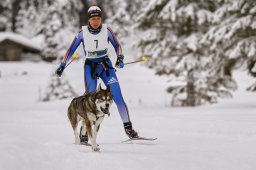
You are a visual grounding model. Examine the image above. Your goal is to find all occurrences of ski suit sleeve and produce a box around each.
[107,27,123,57]
[59,30,83,67]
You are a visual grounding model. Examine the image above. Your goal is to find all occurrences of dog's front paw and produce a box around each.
[92,146,100,152]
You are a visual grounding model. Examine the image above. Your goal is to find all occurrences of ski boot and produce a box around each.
[124,122,138,139]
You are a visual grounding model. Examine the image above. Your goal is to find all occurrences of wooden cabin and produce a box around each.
[0,32,41,61]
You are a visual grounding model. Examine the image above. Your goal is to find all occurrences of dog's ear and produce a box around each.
[97,83,103,92]
[91,92,97,102]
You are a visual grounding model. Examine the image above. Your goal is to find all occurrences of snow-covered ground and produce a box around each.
[0,61,256,170]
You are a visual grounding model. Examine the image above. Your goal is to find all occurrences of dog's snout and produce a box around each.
[106,103,109,108]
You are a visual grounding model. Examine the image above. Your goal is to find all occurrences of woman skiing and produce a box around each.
[55,4,138,143]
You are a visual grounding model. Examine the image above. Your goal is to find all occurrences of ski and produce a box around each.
[122,136,157,143]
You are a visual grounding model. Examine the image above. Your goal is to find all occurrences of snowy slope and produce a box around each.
[0,61,256,170]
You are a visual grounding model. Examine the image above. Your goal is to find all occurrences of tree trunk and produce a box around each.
[186,69,196,106]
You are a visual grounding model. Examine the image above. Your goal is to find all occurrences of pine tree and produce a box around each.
[14,0,82,60]
[103,0,144,37]
[0,4,8,31]
[0,0,13,31]
[136,0,238,106]
[15,0,39,37]
[14,1,25,33]
[201,0,256,92]
[42,73,78,102]
[104,0,131,36]
[41,0,81,61]
[41,3,62,61]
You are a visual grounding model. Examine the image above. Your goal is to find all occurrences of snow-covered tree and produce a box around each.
[103,0,145,37]
[201,0,256,92]
[41,0,81,61]
[14,0,82,61]
[0,0,13,31]
[15,0,39,37]
[103,0,131,36]
[136,0,238,106]
[42,3,64,61]
[42,73,78,102]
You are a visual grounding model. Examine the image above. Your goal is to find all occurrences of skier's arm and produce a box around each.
[107,27,123,57]
[59,30,83,67]
[107,27,124,68]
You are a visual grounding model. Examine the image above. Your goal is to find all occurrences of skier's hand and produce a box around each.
[115,55,124,68]
[55,66,65,77]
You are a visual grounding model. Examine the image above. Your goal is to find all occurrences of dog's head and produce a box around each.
[94,85,113,116]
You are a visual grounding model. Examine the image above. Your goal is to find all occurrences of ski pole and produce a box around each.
[65,52,79,69]
[124,55,148,65]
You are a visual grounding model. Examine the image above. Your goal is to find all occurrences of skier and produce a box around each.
[55,4,138,143]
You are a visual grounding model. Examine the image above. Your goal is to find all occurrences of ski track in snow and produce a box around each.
[0,62,256,170]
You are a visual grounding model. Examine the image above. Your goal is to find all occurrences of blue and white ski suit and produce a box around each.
[59,25,130,123]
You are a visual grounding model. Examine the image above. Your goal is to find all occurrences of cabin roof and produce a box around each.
[0,32,41,52]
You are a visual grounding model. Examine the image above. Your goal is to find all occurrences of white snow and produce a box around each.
[159,0,178,21]
[196,9,213,25]
[0,60,256,170]
[184,34,198,51]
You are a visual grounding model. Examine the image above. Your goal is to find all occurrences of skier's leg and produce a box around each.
[101,69,130,123]
[100,62,138,138]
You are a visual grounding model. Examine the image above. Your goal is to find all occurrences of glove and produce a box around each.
[55,66,65,77]
[115,55,124,68]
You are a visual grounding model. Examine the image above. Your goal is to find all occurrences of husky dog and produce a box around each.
[67,85,113,151]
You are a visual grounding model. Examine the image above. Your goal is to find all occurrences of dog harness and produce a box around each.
[85,57,116,80]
